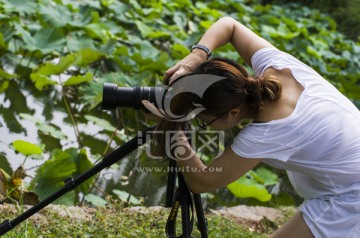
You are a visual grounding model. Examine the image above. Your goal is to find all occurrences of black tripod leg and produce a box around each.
[178,172,193,238]
[193,193,208,238]
[165,159,177,207]
[0,126,155,236]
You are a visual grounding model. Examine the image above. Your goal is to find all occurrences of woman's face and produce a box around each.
[196,109,243,130]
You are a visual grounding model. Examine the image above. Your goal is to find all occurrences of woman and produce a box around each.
[143,17,360,237]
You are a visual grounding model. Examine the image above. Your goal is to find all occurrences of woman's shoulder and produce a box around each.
[257,68,304,123]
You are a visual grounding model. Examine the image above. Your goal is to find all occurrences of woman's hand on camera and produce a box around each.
[163,49,208,85]
[141,100,163,123]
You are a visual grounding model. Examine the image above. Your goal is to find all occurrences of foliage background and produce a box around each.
[0,0,359,210]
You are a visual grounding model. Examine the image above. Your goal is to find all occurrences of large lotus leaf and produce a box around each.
[28,148,83,205]
[1,0,37,14]
[227,174,272,202]
[38,4,72,27]
[29,149,76,193]
[67,37,95,52]
[30,27,66,54]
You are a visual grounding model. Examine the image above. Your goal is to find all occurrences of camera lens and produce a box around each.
[102,83,163,110]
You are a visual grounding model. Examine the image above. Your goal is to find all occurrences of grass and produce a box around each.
[0,200,273,238]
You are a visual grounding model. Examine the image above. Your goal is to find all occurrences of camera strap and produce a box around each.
[165,173,194,238]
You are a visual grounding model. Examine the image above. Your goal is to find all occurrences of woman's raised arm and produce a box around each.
[164,16,276,83]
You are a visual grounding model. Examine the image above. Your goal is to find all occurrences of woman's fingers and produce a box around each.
[163,65,179,84]
[168,68,192,84]
[141,100,166,122]
[163,53,206,85]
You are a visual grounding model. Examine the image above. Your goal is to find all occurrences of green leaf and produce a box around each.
[113,189,141,205]
[67,148,94,196]
[0,79,9,93]
[19,113,40,123]
[12,140,43,156]
[30,49,102,90]
[84,115,117,132]
[171,43,190,59]
[13,22,34,46]
[38,4,72,27]
[1,0,37,14]
[29,148,93,205]
[19,113,68,140]
[0,153,13,177]
[30,27,66,54]
[84,23,110,42]
[36,123,68,140]
[84,194,107,207]
[134,20,170,39]
[35,54,76,76]
[0,33,7,50]
[30,73,57,91]
[306,45,321,59]
[227,175,272,202]
[173,12,187,30]
[29,149,77,204]
[277,24,299,39]
[64,72,93,86]
[67,37,95,51]
[69,7,94,27]
[255,167,279,186]
[135,21,152,38]
[0,68,16,80]
[75,49,104,67]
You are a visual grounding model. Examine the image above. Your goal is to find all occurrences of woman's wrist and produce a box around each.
[190,48,209,61]
[191,44,212,59]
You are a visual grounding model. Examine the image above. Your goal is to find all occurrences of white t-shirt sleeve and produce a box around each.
[231,124,300,161]
[250,47,333,95]
[251,47,282,76]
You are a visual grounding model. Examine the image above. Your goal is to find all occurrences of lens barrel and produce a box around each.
[102,83,163,110]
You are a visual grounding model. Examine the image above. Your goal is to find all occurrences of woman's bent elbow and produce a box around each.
[189,181,218,194]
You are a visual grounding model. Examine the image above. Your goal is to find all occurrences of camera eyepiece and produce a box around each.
[102,83,164,110]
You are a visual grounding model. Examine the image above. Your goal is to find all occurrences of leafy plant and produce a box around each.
[227,167,279,202]
[0,0,359,210]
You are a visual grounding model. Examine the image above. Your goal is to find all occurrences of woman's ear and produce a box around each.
[229,108,241,119]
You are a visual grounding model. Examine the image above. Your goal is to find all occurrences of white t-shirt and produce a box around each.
[231,48,360,237]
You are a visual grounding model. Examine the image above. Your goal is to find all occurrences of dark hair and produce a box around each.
[193,58,282,114]
[152,57,282,156]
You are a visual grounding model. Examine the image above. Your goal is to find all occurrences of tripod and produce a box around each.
[0,126,208,237]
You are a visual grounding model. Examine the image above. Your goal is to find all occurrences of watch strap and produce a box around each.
[191,44,212,59]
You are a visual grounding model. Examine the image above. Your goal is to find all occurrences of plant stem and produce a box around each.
[60,76,83,147]
[22,155,28,166]
[63,93,83,147]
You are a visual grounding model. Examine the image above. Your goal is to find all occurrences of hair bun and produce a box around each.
[244,76,262,96]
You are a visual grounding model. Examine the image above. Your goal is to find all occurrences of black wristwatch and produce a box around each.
[191,44,212,59]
